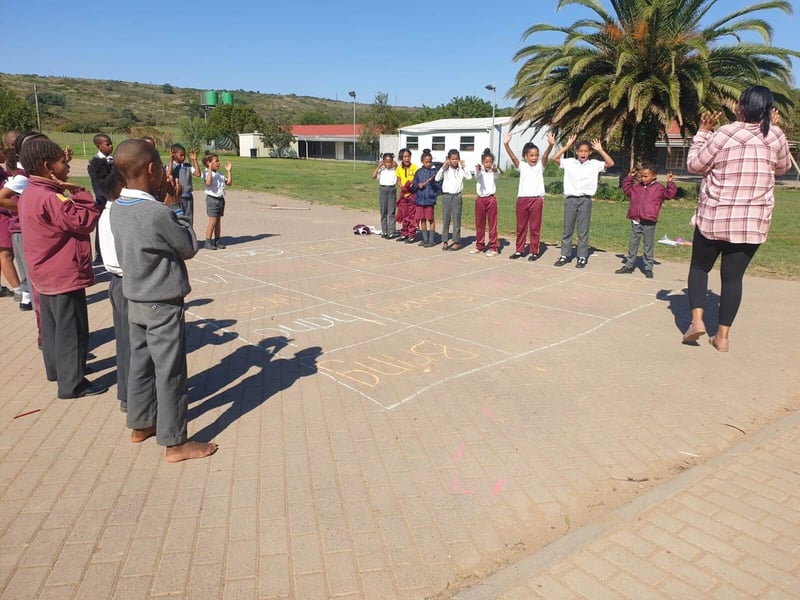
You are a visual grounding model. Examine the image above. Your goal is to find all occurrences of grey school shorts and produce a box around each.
[205,195,225,217]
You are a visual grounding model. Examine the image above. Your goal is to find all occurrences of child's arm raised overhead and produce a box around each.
[371,160,383,180]
[189,150,203,178]
[540,131,556,168]
[550,133,575,165]
[503,131,519,169]
[224,161,233,186]
[591,139,615,168]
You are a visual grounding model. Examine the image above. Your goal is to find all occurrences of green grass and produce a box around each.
[69,155,800,279]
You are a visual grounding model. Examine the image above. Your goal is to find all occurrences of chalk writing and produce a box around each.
[318,340,479,388]
[253,310,384,338]
[224,293,301,315]
[366,291,475,315]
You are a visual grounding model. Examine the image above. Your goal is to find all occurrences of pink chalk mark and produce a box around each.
[454,442,465,464]
[491,479,507,495]
[451,478,461,492]
[481,406,496,421]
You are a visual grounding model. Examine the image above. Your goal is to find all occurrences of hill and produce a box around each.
[0,72,406,132]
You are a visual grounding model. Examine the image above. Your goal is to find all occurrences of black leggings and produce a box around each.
[687,228,759,327]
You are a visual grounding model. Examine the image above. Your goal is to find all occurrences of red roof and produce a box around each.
[291,124,364,137]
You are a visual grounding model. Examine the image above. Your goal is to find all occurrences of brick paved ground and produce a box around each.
[1,188,798,599]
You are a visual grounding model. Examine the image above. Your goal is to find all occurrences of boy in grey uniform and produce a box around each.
[111,139,217,462]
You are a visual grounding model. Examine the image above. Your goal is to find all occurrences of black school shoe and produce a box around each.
[528,253,540,262]
[58,380,109,399]
[576,258,587,269]
[509,252,524,260]
[615,266,635,274]
[215,238,226,249]
[644,270,654,279]
[554,256,569,267]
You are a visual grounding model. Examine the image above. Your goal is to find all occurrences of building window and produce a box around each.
[666,145,687,170]
[432,136,445,151]
[406,136,418,150]
[460,136,475,151]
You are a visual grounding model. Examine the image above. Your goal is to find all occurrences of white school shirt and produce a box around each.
[560,158,605,197]
[475,168,497,197]
[97,204,122,276]
[377,167,397,186]
[517,161,545,197]
[203,170,227,197]
[435,164,472,193]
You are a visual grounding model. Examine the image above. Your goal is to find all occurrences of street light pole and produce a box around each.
[348,90,356,170]
[485,83,496,157]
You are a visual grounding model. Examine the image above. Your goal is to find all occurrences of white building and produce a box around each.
[395,118,550,171]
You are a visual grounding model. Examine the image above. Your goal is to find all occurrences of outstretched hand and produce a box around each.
[546,131,555,145]
[770,108,781,127]
[503,131,513,145]
[667,171,674,183]
[161,173,183,206]
[699,111,722,132]
[565,133,577,147]
[590,138,604,152]
[225,161,232,171]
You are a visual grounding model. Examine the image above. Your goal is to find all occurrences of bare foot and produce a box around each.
[165,441,219,463]
[131,426,156,443]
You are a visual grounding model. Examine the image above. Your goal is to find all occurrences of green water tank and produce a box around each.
[221,91,234,105]
[204,90,218,106]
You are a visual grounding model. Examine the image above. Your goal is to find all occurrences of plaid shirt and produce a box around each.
[687,122,791,244]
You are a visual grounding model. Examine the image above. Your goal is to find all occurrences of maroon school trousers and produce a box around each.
[475,195,498,251]
[397,197,417,238]
[515,196,543,254]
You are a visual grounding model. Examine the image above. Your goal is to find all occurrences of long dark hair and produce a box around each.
[738,85,774,137]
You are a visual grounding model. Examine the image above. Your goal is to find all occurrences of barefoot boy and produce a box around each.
[110,139,217,462]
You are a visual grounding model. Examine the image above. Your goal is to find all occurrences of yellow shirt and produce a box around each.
[396,164,417,187]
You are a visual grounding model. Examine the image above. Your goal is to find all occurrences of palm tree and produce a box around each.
[509,0,798,166]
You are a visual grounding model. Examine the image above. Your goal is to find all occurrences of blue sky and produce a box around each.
[5,0,799,109]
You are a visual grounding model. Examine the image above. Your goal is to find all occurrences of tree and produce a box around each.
[205,104,265,153]
[299,110,336,125]
[359,93,403,154]
[178,116,208,151]
[260,118,295,157]
[509,0,799,166]
[0,88,36,133]
[411,95,494,123]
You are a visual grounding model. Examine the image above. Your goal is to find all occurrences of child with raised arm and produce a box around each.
[550,135,614,268]
[371,152,399,238]
[470,149,500,256]
[168,144,202,226]
[202,152,232,250]
[615,163,677,278]
[110,139,217,462]
[18,138,107,399]
[410,149,441,247]
[504,131,555,260]
[435,149,472,251]
[395,148,418,242]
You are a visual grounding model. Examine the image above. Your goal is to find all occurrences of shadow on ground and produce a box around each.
[187,336,322,441]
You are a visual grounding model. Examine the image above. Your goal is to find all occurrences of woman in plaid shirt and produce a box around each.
[682,86,792,352]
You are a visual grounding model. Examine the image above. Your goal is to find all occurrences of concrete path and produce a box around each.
[0,189,798,599]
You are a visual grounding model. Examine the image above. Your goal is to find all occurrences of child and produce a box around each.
[504,131,555,260]
[470,149,500,256]
[551,135,614,268]
[169,144,202,225]
[17,138,107,399]
[110,139,217,462]
[202,152,232,250]
[1,131,47,315]
[435,149,472,251]
[371,153,399,238]
[615,164,677,278]
[410,149,440,247]
[88,133,113,264]
[395,148,417,243]
[94,160,130,411]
